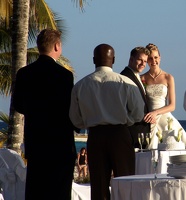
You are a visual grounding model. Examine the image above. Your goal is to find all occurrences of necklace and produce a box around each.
[149,70,162,81]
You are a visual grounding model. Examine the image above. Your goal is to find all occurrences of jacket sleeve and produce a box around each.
[13,69,26,114]
[69,85,85,129]
[126,83,145,126]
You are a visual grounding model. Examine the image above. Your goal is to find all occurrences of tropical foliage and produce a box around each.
[0,111,8,135]
[0,0,70,153]
[0,0,74,96]
[0,112,8,147]
[0,0,88,153]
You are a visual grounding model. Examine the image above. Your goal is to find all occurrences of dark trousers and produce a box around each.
[87,124,135,200]
[25,155,76,200]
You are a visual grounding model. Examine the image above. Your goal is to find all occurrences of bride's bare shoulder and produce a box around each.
[140,72,149,79]
[162,71,174,80]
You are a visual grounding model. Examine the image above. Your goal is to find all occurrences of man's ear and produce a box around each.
[113,56,115,64]
[54,43,58,52]
[54,42,60,52]
[93,57,95,64]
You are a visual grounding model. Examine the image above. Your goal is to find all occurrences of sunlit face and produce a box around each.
[130,53,148,73]
[147,50,161,68]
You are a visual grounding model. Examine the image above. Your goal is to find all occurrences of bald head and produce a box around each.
[93,44,115,68]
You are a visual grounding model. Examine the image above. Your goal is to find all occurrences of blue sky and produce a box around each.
[0,0,186,120]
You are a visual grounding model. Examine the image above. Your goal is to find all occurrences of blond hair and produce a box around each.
[146,43,160,56]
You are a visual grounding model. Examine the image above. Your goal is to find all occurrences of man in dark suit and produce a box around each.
[121,46,155,148]
[13,28,78,200]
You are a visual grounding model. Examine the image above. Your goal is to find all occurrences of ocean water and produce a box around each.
[0,122,7,130]
[178,120,186,131]
[75,120,186,153]
[75,141,87,153]
[0,121,86,153]
[1,121,186,153]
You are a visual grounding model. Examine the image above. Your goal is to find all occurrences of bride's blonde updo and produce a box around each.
[146,43,160,56]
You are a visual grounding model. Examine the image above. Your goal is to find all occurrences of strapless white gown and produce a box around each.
[146,84,186,149]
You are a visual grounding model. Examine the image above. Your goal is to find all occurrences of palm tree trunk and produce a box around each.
[7,0,30,154]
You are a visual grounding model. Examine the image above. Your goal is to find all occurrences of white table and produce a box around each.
[71,182,111,200]
[71,182,90,200]
[111,174,186,200]
[0,148,26,200]
[135,150,186,175]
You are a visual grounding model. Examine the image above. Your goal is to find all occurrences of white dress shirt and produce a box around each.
[69,66,145,129]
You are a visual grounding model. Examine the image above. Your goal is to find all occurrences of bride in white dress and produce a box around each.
[141,43,186,149]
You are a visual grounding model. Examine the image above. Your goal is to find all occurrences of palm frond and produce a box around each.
[28,0,67,45]
[0,27,12,53]
[57,56,74,73]
[0,46,75,95]
[0,64,11,96]
[0,0,75,96]
[0,111,9,124]
[71,0,87,11]
[0,0,13,28]
[0,112,8,141]
[27,47,40,64]
[30,0,56,29]
[27,47,74,73]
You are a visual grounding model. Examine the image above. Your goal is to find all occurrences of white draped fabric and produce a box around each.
[111,174,186,200]
[1,147,186,200]
[146,84,186,149]
[135,150,186,175]
[135,151,153,174]
[71,182,90,200]
[0,155,15,200]
[71,150,186,200]
[0,148,26,200]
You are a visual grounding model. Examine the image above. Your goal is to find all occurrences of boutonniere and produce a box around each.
[141,79,147,88]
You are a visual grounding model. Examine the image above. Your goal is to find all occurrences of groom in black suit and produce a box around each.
[13,29,79,200]
[121,46,153,148]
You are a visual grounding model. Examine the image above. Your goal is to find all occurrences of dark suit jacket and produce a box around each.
[13,54,80,199]
[121,67,150,148]
[13,55,77,158]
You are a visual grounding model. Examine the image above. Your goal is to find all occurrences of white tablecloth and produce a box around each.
[71,182,111,200]
[71,182,90,200]
[0,148,26,200]
[135,150,186,175]
[0,194,4,200]
[111,174,186,200]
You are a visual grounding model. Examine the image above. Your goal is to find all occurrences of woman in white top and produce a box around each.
[141,43,186,149]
